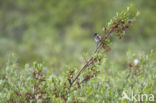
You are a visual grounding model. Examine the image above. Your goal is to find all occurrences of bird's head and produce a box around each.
[94,33,98,37]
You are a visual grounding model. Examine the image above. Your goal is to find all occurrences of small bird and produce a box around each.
[94,33,101,44]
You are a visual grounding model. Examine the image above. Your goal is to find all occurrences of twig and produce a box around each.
[70,57,93,87]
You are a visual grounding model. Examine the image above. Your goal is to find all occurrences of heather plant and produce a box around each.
[0,5,155,103]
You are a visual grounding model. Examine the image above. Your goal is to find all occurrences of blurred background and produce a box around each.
[0,0,155,73]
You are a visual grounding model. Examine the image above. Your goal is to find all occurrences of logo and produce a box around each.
[121,91,154,101]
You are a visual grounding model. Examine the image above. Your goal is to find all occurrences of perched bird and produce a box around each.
[94,33,101,44]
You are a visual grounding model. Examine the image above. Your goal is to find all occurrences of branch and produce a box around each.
[69,4,137,88]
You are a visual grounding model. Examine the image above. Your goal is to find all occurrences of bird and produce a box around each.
[93,33,102,44]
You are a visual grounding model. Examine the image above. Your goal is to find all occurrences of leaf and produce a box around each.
[86,87,92,96]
